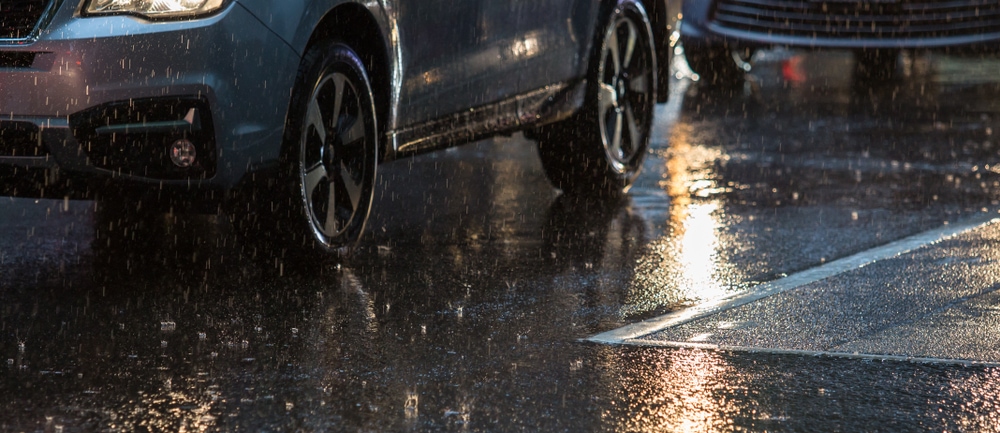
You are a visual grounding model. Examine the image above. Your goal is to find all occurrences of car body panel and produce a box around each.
[1,2,299,189]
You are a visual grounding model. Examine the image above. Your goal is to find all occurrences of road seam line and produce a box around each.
[619,339,1000,368]
[587,213,1000,345]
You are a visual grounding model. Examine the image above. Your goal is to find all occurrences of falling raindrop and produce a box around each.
[17,342,25,353]
[404,390,419,418]
[160,321,176,332]
[285,402,294,411]
[161,340,168,348]
[198,332,207,340]
[421,324,427,335]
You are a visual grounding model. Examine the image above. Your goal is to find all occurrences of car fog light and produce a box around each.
[170,139,197,168]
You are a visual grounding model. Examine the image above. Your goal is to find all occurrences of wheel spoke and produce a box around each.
[598,82,618,119]
[340,160,363,212]
[303,163,328,201]
[620,21,638,70]
[628,71,650,93]
[624,103,642,157]
[608,109,624,159]
[323,182,339,235]
[339,116,366,147]
[607,27,621,76]
[330,74,347,131]
[306,98,327,144]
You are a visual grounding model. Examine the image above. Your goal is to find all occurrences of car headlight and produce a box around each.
[83,0,227,20]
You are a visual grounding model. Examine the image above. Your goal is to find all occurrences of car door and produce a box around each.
[512,0,596,95]
[395,0,522,128]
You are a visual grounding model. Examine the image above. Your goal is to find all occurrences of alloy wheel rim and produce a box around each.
[597,13,653,173]
[300,71,372,243]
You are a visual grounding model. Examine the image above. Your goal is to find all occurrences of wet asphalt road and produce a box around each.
[4,51,1000,431]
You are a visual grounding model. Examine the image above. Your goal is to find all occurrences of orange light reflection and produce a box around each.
[605,348,739,433]
[626,123,731,315]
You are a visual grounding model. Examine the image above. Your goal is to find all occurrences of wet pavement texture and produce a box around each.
[642,220,1000,363]
[3,51,1000,431]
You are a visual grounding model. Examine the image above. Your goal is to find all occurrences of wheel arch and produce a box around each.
[298,3,395,161]
[588,0,660,100]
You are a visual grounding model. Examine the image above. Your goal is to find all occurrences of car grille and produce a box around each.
[712,0,1000,40]
[1,0,53,40]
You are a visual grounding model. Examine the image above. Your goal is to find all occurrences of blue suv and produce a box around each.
[0,0,678,252]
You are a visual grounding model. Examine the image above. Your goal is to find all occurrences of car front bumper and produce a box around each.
[0,1,300,197]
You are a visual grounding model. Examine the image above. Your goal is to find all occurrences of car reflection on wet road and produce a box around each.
[4,51,1000,431]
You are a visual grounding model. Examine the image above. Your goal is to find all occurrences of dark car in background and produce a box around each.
[0,0,679,253]
[679,0,1000,84]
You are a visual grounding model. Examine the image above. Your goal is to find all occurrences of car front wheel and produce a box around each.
[282,41,379,254]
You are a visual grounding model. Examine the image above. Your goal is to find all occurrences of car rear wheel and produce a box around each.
[283,41,378,254]
[536,0,657,196]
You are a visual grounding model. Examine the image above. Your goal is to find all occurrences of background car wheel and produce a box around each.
[683,44,748,87]
[536,0,657,197]
[282,41,378,254]
[854,49,900,83]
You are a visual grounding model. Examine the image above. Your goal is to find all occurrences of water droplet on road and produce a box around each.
[404,391,419,418]
[198,332,207,340]
[160,321,176,332]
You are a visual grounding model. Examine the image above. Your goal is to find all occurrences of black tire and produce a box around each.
[854,49,900,83]
[536,0,658,196]
[280,41,379,254]
[683,44,746,87]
